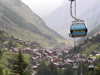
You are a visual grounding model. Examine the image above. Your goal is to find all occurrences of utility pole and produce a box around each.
[81,61,83,75]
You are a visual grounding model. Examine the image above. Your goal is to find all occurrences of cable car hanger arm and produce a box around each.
[70,0,81,21]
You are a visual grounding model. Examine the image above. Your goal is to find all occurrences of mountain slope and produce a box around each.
[0,0,68,46]
[77,23,100,44]
[68,32,100,56]
[43,0,100,39]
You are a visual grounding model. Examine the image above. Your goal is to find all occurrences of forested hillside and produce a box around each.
[0,30,32,74]
[0,0,69,47]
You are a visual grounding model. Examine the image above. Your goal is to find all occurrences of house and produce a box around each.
[4,48,8,51]
[53,56,58,63]
[33,52,42,59]
[30,57,37,62]
[81,43,90,50]
[4,41,8,44]
[31,42,40,48]
[91,51,100,56]
[67,59,74,65]
[76,54,87,59]
[24,48,32,53]
[48,56,53,62]
[24,41,31,45]
[32,66,38,70]
[9,47,15,52]
[44,50,53,56]
[54,62,69,69]
[88,57,96,62]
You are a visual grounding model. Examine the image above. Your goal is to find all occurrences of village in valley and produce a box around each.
[3,38,100,71]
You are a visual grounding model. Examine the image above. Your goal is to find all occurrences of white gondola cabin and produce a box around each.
[73,65,78,71]
[69,21,88,38]
[88,65,94,71]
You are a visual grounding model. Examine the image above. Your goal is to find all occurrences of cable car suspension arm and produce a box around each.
[70,0,81,21]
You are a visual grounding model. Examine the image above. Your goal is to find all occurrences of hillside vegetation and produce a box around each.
[69,33,100,55]
[0,0,70,47]
[0,30,32,74]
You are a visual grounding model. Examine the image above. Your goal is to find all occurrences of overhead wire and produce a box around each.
[86,0,92,23]
[74,0,76,58]
[93,0,100,35]
[90,0,98,36]
[85,0,92,39]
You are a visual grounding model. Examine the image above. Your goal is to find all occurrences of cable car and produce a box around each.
[88,65,94,71]
[69,21,88,38]
[73,65,78,71]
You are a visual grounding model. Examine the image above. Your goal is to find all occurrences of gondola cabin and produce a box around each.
[69,21,88,38]
[73,66,78,71]
[88,65,94,71]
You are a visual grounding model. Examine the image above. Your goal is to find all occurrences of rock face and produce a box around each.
[0,0,67,46]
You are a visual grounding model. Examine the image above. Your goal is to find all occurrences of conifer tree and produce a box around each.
[11,52,28,75]
[37,61,51,75]
[5,69,9,75]
[0,66,3,75]
[49,62,58,75]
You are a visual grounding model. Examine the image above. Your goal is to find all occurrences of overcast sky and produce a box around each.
[21,0,64,17]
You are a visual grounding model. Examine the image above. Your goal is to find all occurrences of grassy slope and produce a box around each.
[0,31,32,74]
[0,51,31,74]
[82,43,100,55]
[0,0,72,47]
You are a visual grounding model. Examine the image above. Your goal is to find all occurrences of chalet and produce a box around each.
[33,52,42,58]
[24,47,32,53]
[88,57,96,62]
[14,38,19,41]
[54,62,69,69]
[60,63,69,69]
[9,47,15,52]
[53,56,58,63]
[32,66,38,70]
[4,41,8,44]
[48,56,53,62]
[4,48,8,51]
[9,47,21,53]
[17,38,23,44]
[67,59,74,65]
[91,51,100,56]
[24,41,31,45]
[76,54,87,59]
[44,50,53,56]
[30,57,37,62]
[53,50,58,56]
[81,43,90,50]
[54,62,61,68]
[14,48,19,53]
[31,42,40,48]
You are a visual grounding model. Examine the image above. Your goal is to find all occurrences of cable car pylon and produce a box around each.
[69,0,88,38]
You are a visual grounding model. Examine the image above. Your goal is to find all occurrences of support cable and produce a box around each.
[92,0,99,35]
[74,0,76,60]
[85,0,92,39]
[90,0,98,36]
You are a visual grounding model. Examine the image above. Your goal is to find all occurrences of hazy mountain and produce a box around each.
[0,0,69,47]
[43,0,100,39]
